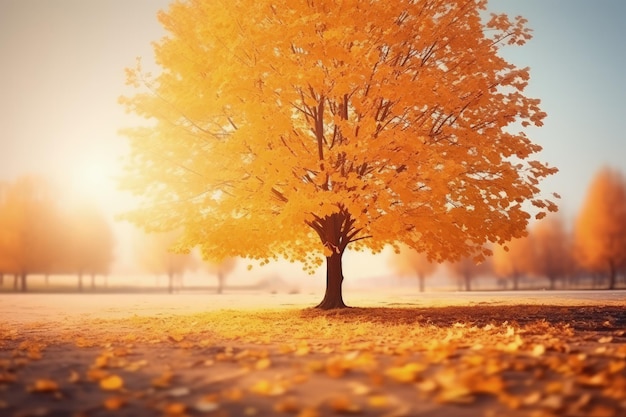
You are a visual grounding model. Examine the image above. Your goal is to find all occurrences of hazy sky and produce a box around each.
[0,0,624,278]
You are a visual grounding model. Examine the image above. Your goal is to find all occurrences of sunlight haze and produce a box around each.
[0,0,624,283]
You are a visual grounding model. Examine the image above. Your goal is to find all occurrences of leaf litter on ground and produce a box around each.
[0,304,625,416]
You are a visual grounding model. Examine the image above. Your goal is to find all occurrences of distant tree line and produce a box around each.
[390,166,626,291]
[0,175,114,291]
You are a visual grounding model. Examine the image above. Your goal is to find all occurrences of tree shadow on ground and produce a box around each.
[300,305,626,331]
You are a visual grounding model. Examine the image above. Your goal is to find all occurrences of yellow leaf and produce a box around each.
[385,363,426,383]
[100,374,124,391]
[531,344,546,357]
[255,358,271,370]
[367,394,390,408]
[250,380,286,396]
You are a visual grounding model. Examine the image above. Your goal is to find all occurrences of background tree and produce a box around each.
[133,230,197,294]
[0,176,64,291]
[492,235,533,290]
[388,244,437,292]
[64,202,115,291]
[202,257,237,294]
[530,215,572,290]
[447,254,491,292]
[574,167,626,289]
[120,0,557,308]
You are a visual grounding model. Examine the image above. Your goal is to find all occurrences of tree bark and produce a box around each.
[307,207,358,309]
[316,251,347,309]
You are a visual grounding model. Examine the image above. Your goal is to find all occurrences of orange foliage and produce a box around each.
[0,176,65,289]
[574,167,626,289]
[120,0,556,307]
[530,215,572,289]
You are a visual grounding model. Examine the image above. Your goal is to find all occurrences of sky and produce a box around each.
[0,0,625,282]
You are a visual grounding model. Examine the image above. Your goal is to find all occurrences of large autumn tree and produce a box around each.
[575,167,626,290]
[120,0,557,308]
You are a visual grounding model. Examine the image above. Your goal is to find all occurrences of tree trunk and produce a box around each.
[78,272,83,292]
[316,251,347,309]
[91,274,96,289]
[307,206,359,309]
[168,273,174,294]
[548,275,556,290]
[418,273,425,292]
[20,272,27,292]
[0,273,3,287]
[512,274,519,291]
[608,260,616,290]
[13,274,18,291]
[217,273,224,294]
[464,273,471,291]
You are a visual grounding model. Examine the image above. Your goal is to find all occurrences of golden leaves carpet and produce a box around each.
[1,305,625,417]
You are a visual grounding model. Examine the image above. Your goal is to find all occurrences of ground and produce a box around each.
[1,291,625,417]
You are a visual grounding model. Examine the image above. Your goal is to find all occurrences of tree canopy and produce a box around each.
[120,0,557,308]
[575,166,626,289]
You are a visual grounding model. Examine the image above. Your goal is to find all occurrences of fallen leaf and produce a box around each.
[164,402,187,415]
[168,387,190,397]
[255,358,271,370]
[385,363,426,383]
[28,379,59,393]
[250,380,286,396]
[68,370,80,384]
[274,396,301,413]
[103,396,126,410]
[195,398,219,413]
[100,374,124,391]
[328,395,361,414]
[152,370,174,388]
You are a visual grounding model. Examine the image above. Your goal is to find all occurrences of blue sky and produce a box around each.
[0,0,624,276]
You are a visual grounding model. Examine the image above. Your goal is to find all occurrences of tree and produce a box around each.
[530,215,572,290]
[120,0,557,308]
[492,235,533,290]
[447,254,491,291]
[574,167,626,290]
[64,202,115,291]
[388,244,437,292]
[203,257,237,294]
[133,230,197,293]
[0,176,64,291]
